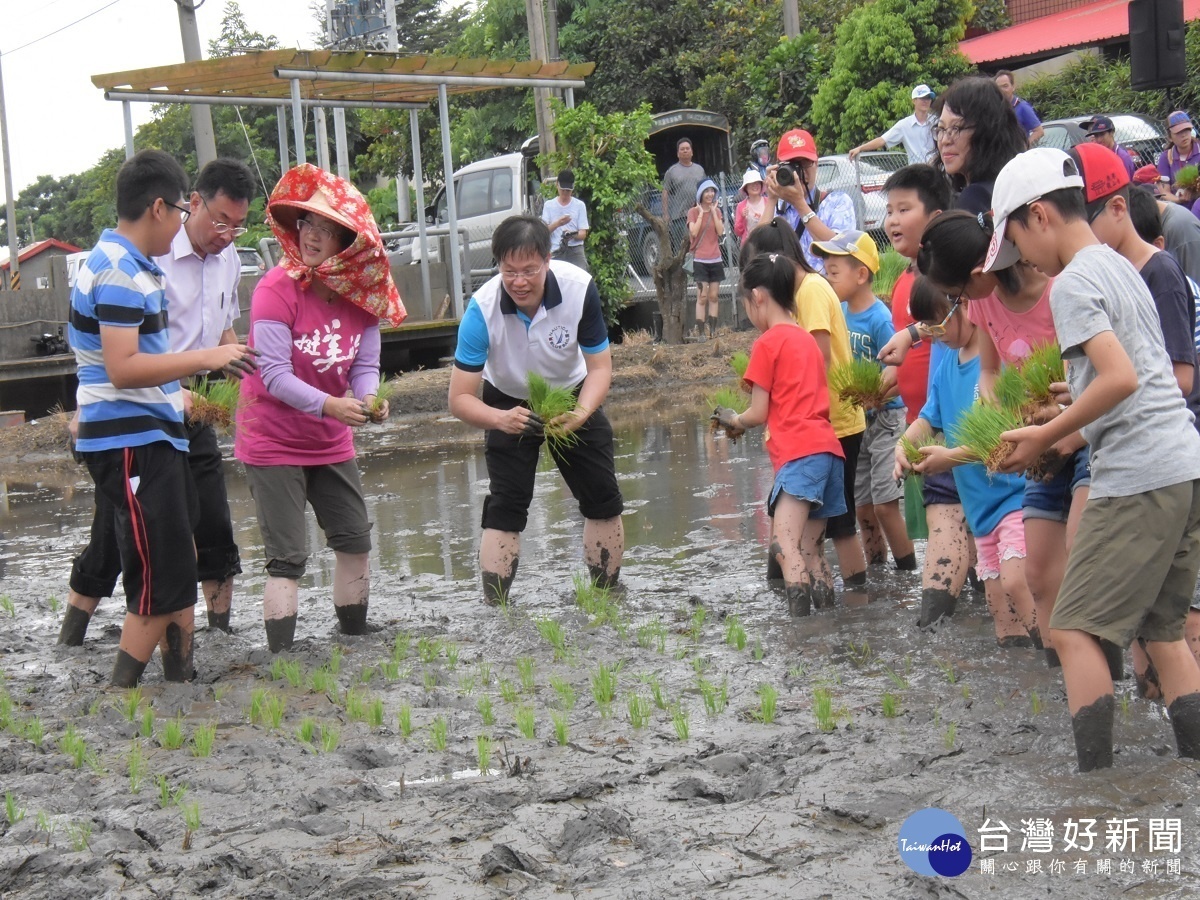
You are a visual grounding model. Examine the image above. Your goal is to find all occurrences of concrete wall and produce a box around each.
[0,287,69,360]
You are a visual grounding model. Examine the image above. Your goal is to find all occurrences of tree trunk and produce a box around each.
[634,204,690,345]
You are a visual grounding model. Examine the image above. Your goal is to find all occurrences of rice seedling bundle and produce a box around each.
[705,384,750,429]
[949,401,1023,474]
[189,378,240,430]
[526,372,579,452]
[874,248,909,302]
[827,357,887,410]
[729,351,750,380]
[1176,164,1200,194]
[1016,342,1065,420]
[991,363,1026,414]
[898,433,945,470]
[366,377,398,423]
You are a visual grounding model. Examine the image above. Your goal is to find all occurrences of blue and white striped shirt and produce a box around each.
[69,230,188,453]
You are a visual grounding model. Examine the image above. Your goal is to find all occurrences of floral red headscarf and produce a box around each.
[267,164,407,327]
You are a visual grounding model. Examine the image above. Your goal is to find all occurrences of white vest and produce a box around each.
[478,261,593,398]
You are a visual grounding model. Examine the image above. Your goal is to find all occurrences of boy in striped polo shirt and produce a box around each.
[69,150,257,687]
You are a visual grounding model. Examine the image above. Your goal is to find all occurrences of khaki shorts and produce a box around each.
[1050,480,1200,646]
[855,407,906,506]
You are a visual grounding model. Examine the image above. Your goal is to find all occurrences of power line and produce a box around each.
[5,0,126,57]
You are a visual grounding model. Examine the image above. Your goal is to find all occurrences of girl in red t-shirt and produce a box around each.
[714,254,845,617]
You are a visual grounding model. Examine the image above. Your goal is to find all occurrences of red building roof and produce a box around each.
[962,0,1200,66]
[0,238,83,270]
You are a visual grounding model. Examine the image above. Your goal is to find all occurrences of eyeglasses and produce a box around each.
[499,261,546,282]
[923,291,964,338]
[932,121,974,144]
[201,196,248,237]
[1087,198,1110,225]
[298,217,340,241]
[165,200,190,223]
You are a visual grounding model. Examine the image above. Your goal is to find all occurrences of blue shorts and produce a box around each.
[768,453,847,519]
[923,469,960,507]
[1023,446,1091,523]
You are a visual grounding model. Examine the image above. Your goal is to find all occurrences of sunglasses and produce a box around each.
[923,291,964,338]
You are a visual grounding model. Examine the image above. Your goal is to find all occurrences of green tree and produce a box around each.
[810,0,974,153]
[538,102,657,327]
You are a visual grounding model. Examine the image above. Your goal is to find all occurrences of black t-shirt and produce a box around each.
[1140,249,1200,432]
[954,181,994,216]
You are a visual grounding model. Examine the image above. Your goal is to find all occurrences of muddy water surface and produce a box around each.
[1,405,1198,899]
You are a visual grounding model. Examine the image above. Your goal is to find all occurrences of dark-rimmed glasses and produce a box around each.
[165,200,191,223]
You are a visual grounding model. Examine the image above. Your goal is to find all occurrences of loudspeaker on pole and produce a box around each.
[1129,0,1188,91]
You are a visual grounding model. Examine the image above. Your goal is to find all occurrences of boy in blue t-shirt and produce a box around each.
[814,231,915,572]
[893,277,1038,645]
[70,149,258,687]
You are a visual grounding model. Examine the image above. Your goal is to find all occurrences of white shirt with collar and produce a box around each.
[154,227,241,353]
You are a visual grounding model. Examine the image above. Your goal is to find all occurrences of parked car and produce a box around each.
[624,181,741,275]
[1038,113,1167,169]
[237,247,266,278]
[817,154,898,236]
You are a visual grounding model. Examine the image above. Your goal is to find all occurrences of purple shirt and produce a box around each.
[1157,141,1200,185]
[1011,97,1040,136]
[1115,145,1137,179]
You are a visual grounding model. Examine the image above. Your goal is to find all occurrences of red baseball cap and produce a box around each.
[1067,142,1130,216]
[777,129,818,163]
[1133,164,1162,185]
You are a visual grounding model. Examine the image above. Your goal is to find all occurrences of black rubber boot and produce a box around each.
[708,316,718,339]
[160,623,195,682]
[1135,640,1161,699]
[1168,691,1200,758]
[207,610,232,633]
[894,552,918,571]
[111,650,148,688]
[57,605,92,647]
[766,542,785,592]
[1100,639,1126,682]
[264,615,297,653]
[1044,647,1062,669]
[587,564,620,590]
[482,562,517,606]
[1026,626,1044,651]
[1071,694,1115,772]
[918,587,957,630]
[843,571,867,589]
[812,582,836,611]
[998,634,1034,649]
[967,567,985,596]
[785,583,812,618]
[335,603,374,635]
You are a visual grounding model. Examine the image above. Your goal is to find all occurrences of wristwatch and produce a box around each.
[800,211,817,226]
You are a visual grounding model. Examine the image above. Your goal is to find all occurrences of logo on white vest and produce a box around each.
[547,325,571,349]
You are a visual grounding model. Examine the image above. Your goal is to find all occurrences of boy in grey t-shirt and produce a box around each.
[984,147,1200,772]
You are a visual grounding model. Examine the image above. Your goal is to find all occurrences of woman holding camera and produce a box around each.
[765,129,856,274]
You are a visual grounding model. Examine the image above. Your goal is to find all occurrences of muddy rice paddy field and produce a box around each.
[0,335,1198,898]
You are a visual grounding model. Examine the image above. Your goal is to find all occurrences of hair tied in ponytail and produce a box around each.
[769,253,779,263]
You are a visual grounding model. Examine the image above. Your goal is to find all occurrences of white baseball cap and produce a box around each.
[983,147,1084,272]
[911,84,935,100]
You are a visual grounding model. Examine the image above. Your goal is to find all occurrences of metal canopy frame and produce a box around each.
[93,50,594,317]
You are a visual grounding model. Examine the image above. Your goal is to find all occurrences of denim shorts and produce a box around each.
[922,469,960,507]
[768,452,847,519]
[1023,446,1091,523]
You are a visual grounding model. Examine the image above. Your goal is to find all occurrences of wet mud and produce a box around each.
[3,346,1200,897]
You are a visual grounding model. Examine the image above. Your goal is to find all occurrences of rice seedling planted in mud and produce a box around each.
[457,673,477,696]
[552,712,570,746]
[344,689,368,723]
[263,693,286,730]
[698,677,728,717]
[297,717,318,745]
[573,572,620,626]
[828,357,887,410]
[535,617,569,660]
[5,791,25,825]
[526,371,580,452]
[591,663,619,714]
[498,678,519,704]
[190,723,217,758]
[515,705,536,739]
[181,802,202,850]
[477,660,492,685]
[949,401,1023,473]
[934,658,958,685]
[724,616,747,651]
[516,657,537,695]
[118,686,143,722]
[445,643,460,670]
[429,716,448,752]
[881,692,900,719]
[36,810,55,845]
[847,641,873,669]
[943,721,958,749]
[160,717,185,751]
[753,683,779,724]
[813,688,835,733]
[477,734,492,774]
[627,693,651,729]
[0,595,14,618]
[671,703,690,741]
[328,646,344,676]
[140,707,155,740]
[549,676,576,711]
[68,820,93,852]
[59,724,100,771]
[689,605,706,643]
[47,595,60,617]
[392,632,412,662]
[649,677,667,710]
[417,636,441,664]
[155,775,187,810]
[476,696,495,727]
[379,659,401,682]
[310,666,338,698]
[367,698,384,729]
[188,378,240,430]
[422,669,439,692]
[1031,690,1043,716]
[271,658,304,688]
[398,705,414,737]
[636,618,668,653]
[127,740,146,793]
[320,725,340,754]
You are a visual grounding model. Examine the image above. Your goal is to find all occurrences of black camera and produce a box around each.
[776,162,803,187]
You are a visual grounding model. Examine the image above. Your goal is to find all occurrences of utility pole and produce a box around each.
[0,52,19,289]
[524,0,556,172]
[176,0,218,166]
[783,0,800,38]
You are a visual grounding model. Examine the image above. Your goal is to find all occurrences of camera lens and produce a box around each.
[777,164,795,187]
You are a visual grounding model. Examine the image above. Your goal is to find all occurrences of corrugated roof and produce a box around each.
[93,49,594,106]
[961,0,1200,66]
[0,238,83,270]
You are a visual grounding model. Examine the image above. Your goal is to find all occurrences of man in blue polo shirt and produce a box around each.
[994,70,1043,145]
[448,215,624,604]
